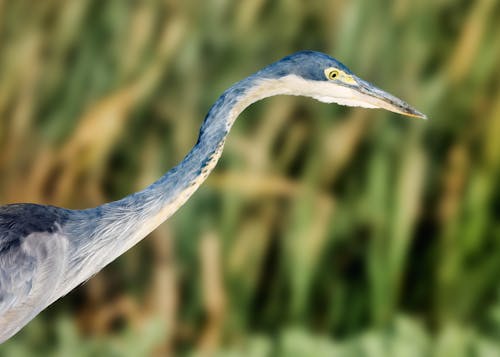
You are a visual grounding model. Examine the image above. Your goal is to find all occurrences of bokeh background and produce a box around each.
[0,0,499,356]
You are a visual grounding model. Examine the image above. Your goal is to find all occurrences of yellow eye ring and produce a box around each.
[325,68,340,80]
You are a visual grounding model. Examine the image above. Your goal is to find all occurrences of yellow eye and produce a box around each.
[325,68,340,80]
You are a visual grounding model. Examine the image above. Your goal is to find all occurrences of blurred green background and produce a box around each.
[0,0,499,356]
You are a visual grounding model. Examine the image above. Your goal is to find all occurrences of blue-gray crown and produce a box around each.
[260,50,352,81]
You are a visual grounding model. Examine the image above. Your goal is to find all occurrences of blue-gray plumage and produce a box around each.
[0,51,426,342]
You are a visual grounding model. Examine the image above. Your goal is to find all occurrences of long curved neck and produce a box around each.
[119,74,268,224]
[67,74,284,281]
[120,74,287,223]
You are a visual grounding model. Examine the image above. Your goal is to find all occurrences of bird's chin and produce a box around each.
[313,94,378,109]
[311,84,379,109]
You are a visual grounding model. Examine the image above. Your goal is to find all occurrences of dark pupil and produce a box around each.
[331,72,337,78]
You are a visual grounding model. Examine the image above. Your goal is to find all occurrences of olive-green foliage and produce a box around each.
[0,0,499,355]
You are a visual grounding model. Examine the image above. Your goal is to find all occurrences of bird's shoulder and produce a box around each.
[0,203,70,245]
[0,204,71,340]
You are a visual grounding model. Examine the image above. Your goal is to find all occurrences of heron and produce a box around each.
[0,51,426,342]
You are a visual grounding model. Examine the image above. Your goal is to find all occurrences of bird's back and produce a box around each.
[0,203,71,342]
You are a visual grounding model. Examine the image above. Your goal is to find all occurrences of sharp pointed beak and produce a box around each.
[354,76,427,119]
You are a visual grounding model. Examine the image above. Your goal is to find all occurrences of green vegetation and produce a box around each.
[0,0,499,355]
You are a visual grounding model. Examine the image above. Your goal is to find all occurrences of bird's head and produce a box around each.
[259,51,426,119]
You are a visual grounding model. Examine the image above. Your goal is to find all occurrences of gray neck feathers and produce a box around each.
[64,76,268,285]
[127,75,260,215]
